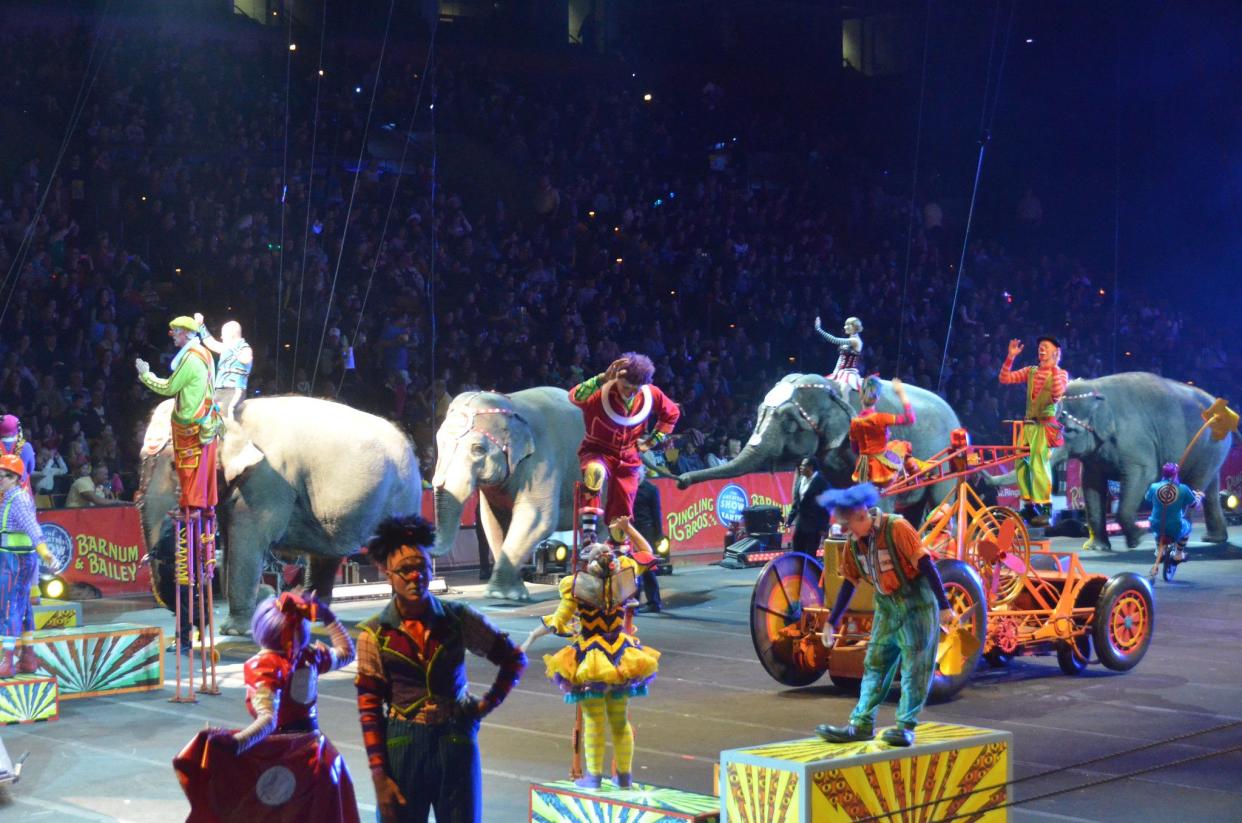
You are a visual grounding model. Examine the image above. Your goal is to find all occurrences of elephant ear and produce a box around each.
[815,386,854,450]
[141,399,176,457]
[218,416,265,484]
[508,412,536,466]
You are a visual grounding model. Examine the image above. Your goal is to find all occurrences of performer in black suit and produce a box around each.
[784,457,831,556]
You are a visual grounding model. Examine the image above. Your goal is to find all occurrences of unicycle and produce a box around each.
[1149,536,1182,583]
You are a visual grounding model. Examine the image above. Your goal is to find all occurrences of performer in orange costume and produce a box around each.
[849,376,919,487]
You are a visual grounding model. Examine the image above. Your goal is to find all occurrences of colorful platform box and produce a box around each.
[0,674,59,724]
[29,623,164,700]
[531,780,720,822]
[32,599,82,629]
[719,722,1012,822]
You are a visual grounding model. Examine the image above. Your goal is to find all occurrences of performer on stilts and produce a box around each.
[173,592,360,822]
[522,537,661,789]
[0,454,56,677]
[569,354,679,544]
[814,316,864,401]
[0,416,35,498]
[136,316,221,660]
[813,483,953,747]
[849,376,921,487]
[999,336,1068,527]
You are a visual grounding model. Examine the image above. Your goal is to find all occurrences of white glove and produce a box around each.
[135,358,150,376]
[821,620,838,648]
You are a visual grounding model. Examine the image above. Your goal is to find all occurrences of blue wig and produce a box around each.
[817,483,881,512]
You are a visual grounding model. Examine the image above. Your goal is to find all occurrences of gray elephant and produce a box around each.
[432,387,584,600]
[677,374,961,515]
[137,396,421,634]
[1056,372,1233,551]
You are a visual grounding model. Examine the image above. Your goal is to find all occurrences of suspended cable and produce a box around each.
[274,8,295,388]
[340,24,440,398]
[0,3,118,325]
[1111,5,1122,373]
[310,0,396,393]
[292,0,330,391]
[936,0,1016,394]
[895,0,934,375]
[427,81,439,395]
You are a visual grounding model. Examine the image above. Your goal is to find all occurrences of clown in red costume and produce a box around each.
[569,354,679,542]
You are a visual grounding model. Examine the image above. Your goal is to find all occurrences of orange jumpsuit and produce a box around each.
[849,403,916,486]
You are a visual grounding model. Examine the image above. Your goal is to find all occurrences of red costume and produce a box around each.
[570,377,679,523]
[850,400,917,486]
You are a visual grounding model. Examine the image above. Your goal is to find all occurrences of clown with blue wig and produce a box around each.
[813,483,954,747]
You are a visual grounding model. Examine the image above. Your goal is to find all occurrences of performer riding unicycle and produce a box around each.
[569,354,679,543]
[1145,462,1203,564]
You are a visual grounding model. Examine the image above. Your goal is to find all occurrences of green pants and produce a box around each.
[1016,420,1052,505]
[850,579,939,730]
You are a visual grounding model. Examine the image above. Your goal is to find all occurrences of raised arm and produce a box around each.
[194,313,225,354]
[998,339,1029,385]
[814,316,860,350]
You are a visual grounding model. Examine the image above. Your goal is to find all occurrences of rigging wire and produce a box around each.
[894,0,935,375]
[936,0,1016,394]
[0,2,118,326]
[1111,4,1122,373]
[310,0,396,393]
[292,0,330,392]
[339,25,440,399]
[274,7,295,387]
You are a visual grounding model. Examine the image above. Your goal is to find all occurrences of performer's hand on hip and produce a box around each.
[1007,339,1023,358]
[134,358,150,375]
[373,774,407,822]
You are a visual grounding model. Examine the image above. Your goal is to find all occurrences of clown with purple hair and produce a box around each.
[173,592,359,822]
[1144,462,1204,563]
[522,540,661,790]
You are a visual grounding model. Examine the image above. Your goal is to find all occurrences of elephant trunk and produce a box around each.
[678,443,777,488]
[432,484,470,558]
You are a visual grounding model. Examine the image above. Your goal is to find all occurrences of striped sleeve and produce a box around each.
[7,494,43,544]
[570,373,605,405]
[998,356,1029,385]
[354,629,389,774]
[1049,368,1069,403]
[461,606,527,713]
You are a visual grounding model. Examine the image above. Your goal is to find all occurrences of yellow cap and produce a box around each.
[169,316,199,332]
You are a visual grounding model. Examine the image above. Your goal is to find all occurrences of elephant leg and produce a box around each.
[1202,475,1228,543]
[306,554,344,604]
[486,502,551,601]
[1118,462,1155,549]
[222,501,291,635]
[1081,464,1112,551]
[477,493,510,568]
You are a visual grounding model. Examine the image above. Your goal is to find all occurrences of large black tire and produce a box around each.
[928,559,987,703]
[1056,634,1091,675]
[1092,572,1154,671]
[749,553,828,686]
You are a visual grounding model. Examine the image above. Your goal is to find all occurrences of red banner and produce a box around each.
[39,506,151,597]
[649,473,795,556]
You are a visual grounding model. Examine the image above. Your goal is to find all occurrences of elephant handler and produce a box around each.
[355,515,527,823]
[813,483,953,748]
[136,316,222,510]
[570,353,679,543]
[999,336,1069,527]
[194,312,253,418]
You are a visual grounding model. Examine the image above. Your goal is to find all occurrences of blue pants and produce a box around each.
[381,716,481,823]
[1153,518,1191,544]
[0,549,37,639]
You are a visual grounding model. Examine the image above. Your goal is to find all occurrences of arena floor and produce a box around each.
[5,527,1242,822]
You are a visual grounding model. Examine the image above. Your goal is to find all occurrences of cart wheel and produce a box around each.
[983,648,1013,668]
[929,559,987,703]
[749,553,827,687]
[965,506,1031,607]
[1092,573,1154,671]
[1056,634,1090,675]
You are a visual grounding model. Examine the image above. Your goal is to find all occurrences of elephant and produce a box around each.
[1054,372,1234,551]
[432,387,584,600]
[677,374,961,517]
[137,396,421,634]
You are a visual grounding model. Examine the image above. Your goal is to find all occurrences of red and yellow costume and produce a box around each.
[850,402,917,486]
[999,349,1068,507]
[569,375,679,523]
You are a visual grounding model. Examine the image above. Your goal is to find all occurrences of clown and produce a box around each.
[0,416,34,498]
[0,454,55,677]
[569,353,679,543]
[1145,463,1203,563]
[136,316,222,510]
[814,483,953,747]
[173,592,359,821]
[999,336,1069,527]
[849,376,919,487]
[522,539,661,789]
[814,315,864,400]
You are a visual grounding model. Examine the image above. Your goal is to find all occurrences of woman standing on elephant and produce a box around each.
[999,336,1069,527]
[570,353,679,543]
[521,539,660,789]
